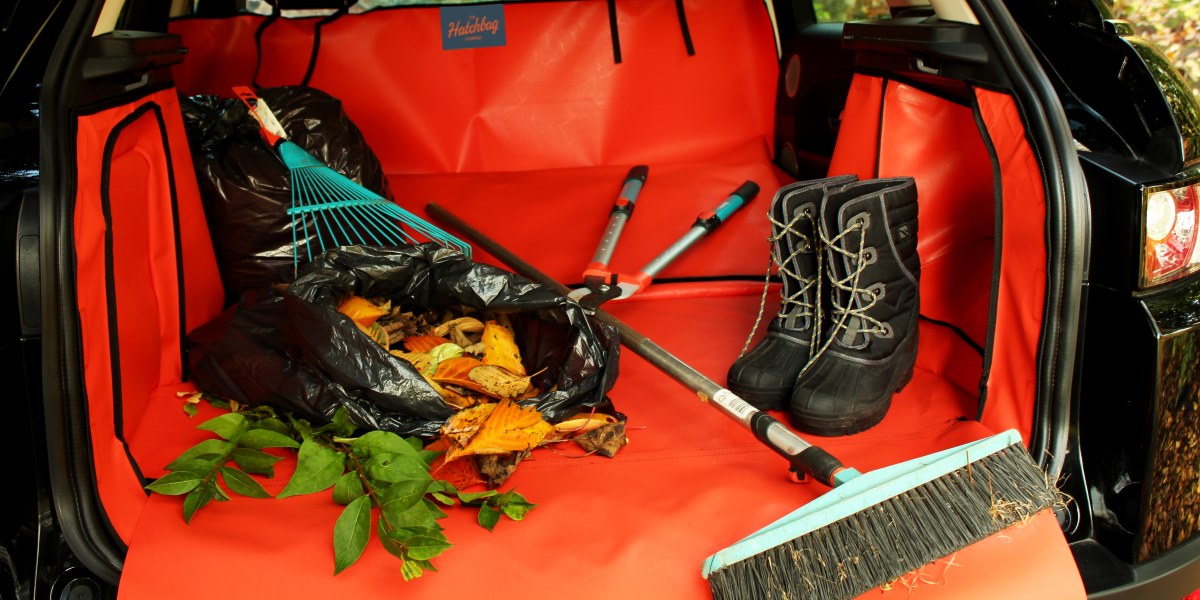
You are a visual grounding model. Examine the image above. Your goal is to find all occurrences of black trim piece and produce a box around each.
[149,107,190,380]
[607,0,621,64]
[41,0,127,583]
[967,0,1089,479]
[918,314,985,357]
[970,91,1004,419]
[72,80,173,118]
[99,101,168,491]
[854,65,977,107]
[674,0,695,56]
[873,77,888,179]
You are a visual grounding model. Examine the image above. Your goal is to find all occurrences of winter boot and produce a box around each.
[788,177,920,436]
[727,174,857,410]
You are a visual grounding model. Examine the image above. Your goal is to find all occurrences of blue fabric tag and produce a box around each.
[441,5,506,50]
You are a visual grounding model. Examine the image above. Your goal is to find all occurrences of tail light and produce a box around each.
[1142,178,1200,287]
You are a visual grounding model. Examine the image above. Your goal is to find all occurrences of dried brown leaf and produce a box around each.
[468,365,531,399]
[574,422,628,457]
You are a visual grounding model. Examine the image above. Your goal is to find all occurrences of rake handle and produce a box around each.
[426,202,850,486]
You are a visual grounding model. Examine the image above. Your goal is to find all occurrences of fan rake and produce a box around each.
[233,86,470,273]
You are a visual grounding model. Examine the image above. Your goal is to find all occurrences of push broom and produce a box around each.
[425,202,1060,600]
[232,86,471,273]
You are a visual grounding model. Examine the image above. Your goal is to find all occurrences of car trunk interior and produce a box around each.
[60,0,1084,597]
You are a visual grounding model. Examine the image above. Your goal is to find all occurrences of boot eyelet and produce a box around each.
[861,248,876,264]
[878,323,893,337]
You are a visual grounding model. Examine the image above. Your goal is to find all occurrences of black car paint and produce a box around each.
[3,0,1200,598]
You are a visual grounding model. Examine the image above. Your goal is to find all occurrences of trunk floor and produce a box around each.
[118,291,1083,599]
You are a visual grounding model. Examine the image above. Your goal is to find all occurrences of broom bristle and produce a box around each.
[707,443,1058,600]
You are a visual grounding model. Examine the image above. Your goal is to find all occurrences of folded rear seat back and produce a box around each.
[168,0,785,286]
[72,87,225,541]
[823,63,1047,441]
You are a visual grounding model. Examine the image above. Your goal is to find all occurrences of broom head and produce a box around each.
[702,430,1059,600]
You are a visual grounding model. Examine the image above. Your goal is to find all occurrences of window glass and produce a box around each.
[814,0,891,22]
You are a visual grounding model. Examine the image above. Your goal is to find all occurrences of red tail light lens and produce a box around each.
[1142,179,1200,287]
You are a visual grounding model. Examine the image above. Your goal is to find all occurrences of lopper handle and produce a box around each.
[426,201,852,486]
[588,165,650,272]
[695,180,759,232]
[635,180,760,282]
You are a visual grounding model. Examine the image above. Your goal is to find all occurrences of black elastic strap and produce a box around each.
[674,0,695,56]
[607,0,622,64]
[251,2,281,89]
[300,6,349,88]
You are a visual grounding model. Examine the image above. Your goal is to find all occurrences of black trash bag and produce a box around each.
[180,86,394,305]
[188,244,621,438]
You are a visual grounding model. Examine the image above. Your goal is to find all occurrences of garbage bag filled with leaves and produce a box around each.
[188,244,621,439]
[180,86,393,304]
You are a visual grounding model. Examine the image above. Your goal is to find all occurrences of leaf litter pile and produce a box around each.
[339,294,628,488]
[152,295,626,581]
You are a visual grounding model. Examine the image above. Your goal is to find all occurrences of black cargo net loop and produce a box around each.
[252,0,351,89]
[675,0,695,56]
[251,1,281,89]
[607,0,695,64]
[608,0,622,64]
[300,5,350,87]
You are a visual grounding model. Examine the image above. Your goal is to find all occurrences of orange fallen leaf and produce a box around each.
[338,296,388,328]
[441,402,498,445]
[426,437,486,489]
[444,399,554,461]
[404,335,451,353]
[433,357,488,394]
[482,320,526,376]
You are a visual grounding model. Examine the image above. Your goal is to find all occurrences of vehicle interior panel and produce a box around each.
[56,1,1075,596]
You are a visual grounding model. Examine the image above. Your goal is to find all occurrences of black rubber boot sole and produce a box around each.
[788,367,914,436]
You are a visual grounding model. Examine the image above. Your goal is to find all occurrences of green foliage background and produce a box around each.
[1113,0,1200,98]
[812,0,1198,98]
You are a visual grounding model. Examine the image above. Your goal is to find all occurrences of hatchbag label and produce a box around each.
[441,5,506,50]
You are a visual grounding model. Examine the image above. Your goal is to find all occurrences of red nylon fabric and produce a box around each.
[387,152,784,285]
[87,3,1068,595]
[168,0,778,175]
[73,89,225,542]
[118,293,1082,599]
[974,88,1047,442]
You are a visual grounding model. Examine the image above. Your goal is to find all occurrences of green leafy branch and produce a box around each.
[149,402,534,579]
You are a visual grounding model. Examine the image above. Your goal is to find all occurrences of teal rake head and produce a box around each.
[278,142,472,269]
[232,86,471,272]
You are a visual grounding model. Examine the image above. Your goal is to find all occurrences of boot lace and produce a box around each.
[793,217,889,381]
[822,216,889,344]
[738,206,823,361]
